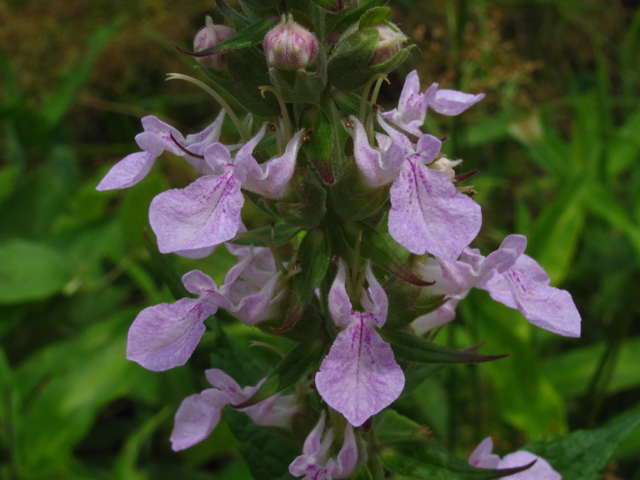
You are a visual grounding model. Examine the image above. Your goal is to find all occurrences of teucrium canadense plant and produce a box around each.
[96,1,589,478]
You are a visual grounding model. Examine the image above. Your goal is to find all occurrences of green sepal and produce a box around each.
[214,0,252,29]
[276,229,331,332]
[262,165,327,228]
[142,229,189,300]
[345,222,433,286]
[330,90,372,118]
[381,440,536,479]
[261,302,327,343]
[233,340,326,408]
[187,16,276,56]
[328,0,387,37]
[327,24,379,92]
[231,223,302,247]
[300,105,335,183]
[330,159,389,221]
[268,44,328,105]
[380,329,508,364]
[383,277,447,331]
[358,6,391,28]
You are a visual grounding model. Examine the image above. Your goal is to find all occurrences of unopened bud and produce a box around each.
[264,16,319,71]
[193,18,236,70]
[369,24,407,66]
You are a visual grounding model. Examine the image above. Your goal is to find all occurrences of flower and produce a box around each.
[315,261,404,427]
[149,124,303,256]
[469,437,561,480]
[127,243,285,371]
[193,20,236,69]
[96,110,228,191]
[411,235,581,338]
[289,411,358,480]
[171,369,299,451]
[382,70,485,136]
[264,16,319,71]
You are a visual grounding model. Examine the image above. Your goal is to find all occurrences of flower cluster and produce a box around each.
[96,4,578,478]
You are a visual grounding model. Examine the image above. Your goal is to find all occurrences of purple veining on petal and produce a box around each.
[388,159,482,260]
[126,297,216,372]
[96,151,156,191]
[149,171,244,254]
[316,313,404,427]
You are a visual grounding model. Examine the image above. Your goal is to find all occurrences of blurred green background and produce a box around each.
[1,0,639,478]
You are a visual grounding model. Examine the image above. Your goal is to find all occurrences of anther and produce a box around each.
[170,133,205,159]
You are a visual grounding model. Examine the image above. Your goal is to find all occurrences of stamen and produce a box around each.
[170,133,205,159]
[166,73,248,141]
[259,85,292,143]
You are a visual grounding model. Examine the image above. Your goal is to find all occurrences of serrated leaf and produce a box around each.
[183,17,276,56]
[524,409,640,480]
[276,229,330,332]
[231,224,302,247]
[0,240,71,304]
[358,7,391,28]
[381,440,535,479]
[233,340,326,408]
[380,330,508,364]
[350,222,433,286]
[224,408,298,480]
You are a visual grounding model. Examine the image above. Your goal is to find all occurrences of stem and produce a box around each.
[259,85,292,143]
[359,73,388,124]
[166,73,249,141]
[366,77,390,142]
[350,229,362,297]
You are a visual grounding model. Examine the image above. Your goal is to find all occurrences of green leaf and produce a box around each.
[400,363,447,399]
[0,165,19,206]
[381,440,535,479]
[142,229,189,300]
[330,0,387,36]
[0,240,70,304]
[300,105,335,184]
[380,330,508,364]
[224,408,298,480]
[277,229,331,332]
[210,320,269,387]
[186,17,276,56]
[231,224,302,247]
[233,340,326,408]
[376,409,423,444]
[350,222,433,286]
[358,7,391,28]
[214,0,252,28]
[525,409,640,480]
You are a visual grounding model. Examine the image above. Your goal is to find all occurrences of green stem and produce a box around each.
[359,73,388,125]
[166,73,248,141]
[350,229,362,298]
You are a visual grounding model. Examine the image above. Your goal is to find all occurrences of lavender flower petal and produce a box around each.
[469,437,501,469]
[430,89,485,116]
[389,160,482,260]
[170,389,228,451]
[498,451,561,480]
[411,299,459,336]
[126,298,216,371]
[316,313,404,427]
[149,171,244,254]
[96,152,156,191]
[328,261,352,328]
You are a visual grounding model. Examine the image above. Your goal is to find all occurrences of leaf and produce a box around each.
[524,409,640,480]
[276,229,330,332]
[142,229,189,301]
[358,7,391,28]
[376,409,423,444]
[215,0,252,28]
[224,408,298,480]
[351,222,433,286]
[330,0,387,36]
[210,319,269,387]
[380,330,508,364]
[179,17,276,56]
[381,440,535,479]
[231,224,302,247]
[399,363,447,399]
[0,240,71,304]
[300,106,335,184]
[233,340,326,408]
